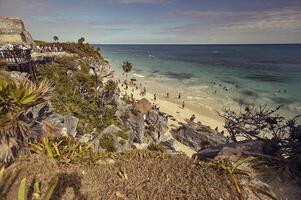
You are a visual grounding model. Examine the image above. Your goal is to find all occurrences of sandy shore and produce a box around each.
[118,80,226,157]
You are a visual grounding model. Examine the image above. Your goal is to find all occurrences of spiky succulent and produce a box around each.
[0,71,52,165]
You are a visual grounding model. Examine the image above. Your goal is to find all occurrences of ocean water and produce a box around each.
[95,44,301,118]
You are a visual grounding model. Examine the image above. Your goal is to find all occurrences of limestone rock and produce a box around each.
[159,139,178,154]
[63,114,79,137]
[27,101,79,138]
[134,98,151,115]
[192,140,264,160]
[173,122,226,152]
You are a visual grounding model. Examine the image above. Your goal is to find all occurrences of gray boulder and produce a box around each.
[173,122,226,152]
[63,114,79,137]
[192,140,264,160]
[115,101,145,144]
[159,139,178,154]
[144,110,169,143]
[92,125,130,152]
[26,101,79,138]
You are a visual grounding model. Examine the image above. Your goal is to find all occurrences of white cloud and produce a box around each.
[166,7,301,34]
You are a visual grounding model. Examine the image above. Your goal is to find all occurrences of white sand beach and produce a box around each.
[118,79,227,157]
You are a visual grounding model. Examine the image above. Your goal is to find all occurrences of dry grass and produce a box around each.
[5,150,236,200]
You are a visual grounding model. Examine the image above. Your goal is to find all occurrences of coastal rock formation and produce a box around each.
[173,122,226,152]
[0,16,35,47]
[145,110,169,143]
[192,140,264,160]
[134,98,152,114]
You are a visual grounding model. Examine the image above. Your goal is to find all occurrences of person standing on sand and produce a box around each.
[167,92,169,98]
[143,87,146,95]
[154,93,157,101]
[178,93,181,99]
[182,101,185,109]
[190,114,196,122]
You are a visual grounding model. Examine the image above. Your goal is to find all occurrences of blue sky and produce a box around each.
[0,0,301,44]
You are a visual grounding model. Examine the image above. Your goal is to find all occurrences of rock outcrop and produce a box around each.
[92,125,130,152]
[172,122,226,152]
[134,98,152,115]
[0,16,35,47]
[27,101,79,138]
[192,140,264,160]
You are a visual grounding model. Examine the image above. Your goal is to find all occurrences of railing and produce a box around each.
[0,49,36,81]
[0,49,31,64]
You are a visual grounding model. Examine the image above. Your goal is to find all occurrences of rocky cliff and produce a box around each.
[0,16,35,47]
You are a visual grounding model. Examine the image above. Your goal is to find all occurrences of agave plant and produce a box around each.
[18,177,58,200]
[0,71,52,165]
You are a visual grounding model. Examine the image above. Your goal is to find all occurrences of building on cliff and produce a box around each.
[0,16,35,47]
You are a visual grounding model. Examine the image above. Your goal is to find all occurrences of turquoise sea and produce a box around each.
[95,44,301,118]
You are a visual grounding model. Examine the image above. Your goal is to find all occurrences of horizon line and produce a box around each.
[92,43,301,45]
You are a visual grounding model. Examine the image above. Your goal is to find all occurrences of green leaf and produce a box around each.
[32,181,41,200]
[231,157,255,174]
[43,138,55,161]
[18,178,26,200]
[0,167,4,183]
[43,177,58,200]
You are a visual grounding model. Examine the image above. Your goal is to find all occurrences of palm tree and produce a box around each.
[122,61,133,77]
[0,71,52,165]
[53,36,59,43]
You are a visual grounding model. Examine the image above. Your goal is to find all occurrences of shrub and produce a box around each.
[98,134,116,152]
[147,143,165,153]
[0,71,52,165]
[222,105,301,174]
[36,60,118,136]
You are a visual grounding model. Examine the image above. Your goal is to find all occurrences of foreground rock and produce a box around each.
[27,101,79,138]
[172,121,226,152]
[192,140,264,160]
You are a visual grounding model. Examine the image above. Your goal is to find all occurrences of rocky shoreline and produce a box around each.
[1,40,300,199]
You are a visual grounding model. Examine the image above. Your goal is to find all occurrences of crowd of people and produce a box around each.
[0,42,64,54]
[35,45,63,53]
[0,42,32,51]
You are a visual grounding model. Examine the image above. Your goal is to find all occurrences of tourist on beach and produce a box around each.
[154,93,157,101]
[152,103,156,110]
[167,92,169,98]
[182,101,185,109]
[178,93,181,99]
[190,114,196,122]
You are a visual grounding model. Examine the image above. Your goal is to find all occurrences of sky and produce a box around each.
[0,0,301,44]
